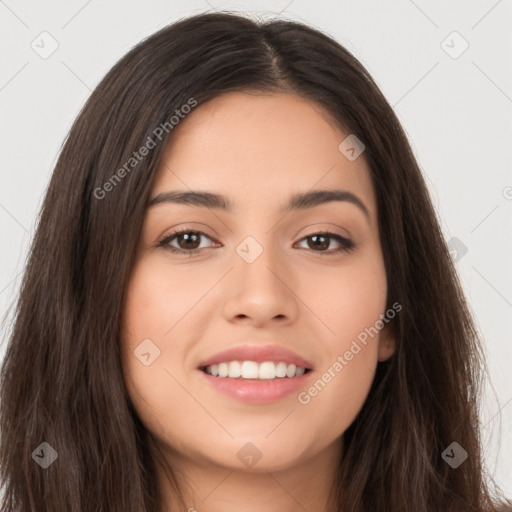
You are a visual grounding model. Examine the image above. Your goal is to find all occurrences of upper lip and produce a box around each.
[197,344,314,370]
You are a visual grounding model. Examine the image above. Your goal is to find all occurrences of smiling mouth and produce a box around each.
[199,361,312,380]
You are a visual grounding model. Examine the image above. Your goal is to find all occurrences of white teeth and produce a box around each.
[203,361,308,379]
[286,364,296,378]
[241,361,259,379]
[258,361,275,379]
[275,362,288,377]
[228,361,242,378]
[218,362,228,378]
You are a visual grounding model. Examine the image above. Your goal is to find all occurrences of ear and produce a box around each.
[377,321,396,362]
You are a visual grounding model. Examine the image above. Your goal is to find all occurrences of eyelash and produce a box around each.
[156,228,355,256]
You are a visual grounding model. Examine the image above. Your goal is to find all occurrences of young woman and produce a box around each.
[1,11,510,512]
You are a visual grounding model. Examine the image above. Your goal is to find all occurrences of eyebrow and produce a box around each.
[147,189,370,220]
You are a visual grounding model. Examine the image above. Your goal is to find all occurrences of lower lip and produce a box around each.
[198,369,314,404]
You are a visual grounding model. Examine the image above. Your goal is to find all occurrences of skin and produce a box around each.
[120,91,396,512]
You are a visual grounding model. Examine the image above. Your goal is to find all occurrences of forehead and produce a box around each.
[151,91,376,218]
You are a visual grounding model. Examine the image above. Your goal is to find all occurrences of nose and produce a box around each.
[222,240,299,327]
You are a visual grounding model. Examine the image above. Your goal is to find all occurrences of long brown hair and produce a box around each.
[0,11,509,512]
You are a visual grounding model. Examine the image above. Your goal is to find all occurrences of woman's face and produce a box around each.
[120,91,395,475]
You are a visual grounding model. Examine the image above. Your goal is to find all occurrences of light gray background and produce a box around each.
[1,0,511,498]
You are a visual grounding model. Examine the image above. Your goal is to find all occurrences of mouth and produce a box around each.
[197,363,314,404]
[199,361,313,380]
[195,344,314,403]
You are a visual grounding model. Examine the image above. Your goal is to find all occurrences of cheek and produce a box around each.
[121,257,210,342]
[294,252,386,430]
[302,250,387,348]
[120,259,199,442]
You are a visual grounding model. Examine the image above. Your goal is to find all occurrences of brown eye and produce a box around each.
[295,232,355,254]
[306,234,330,251]
[174,232,202,250]
[157,230,216,254]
